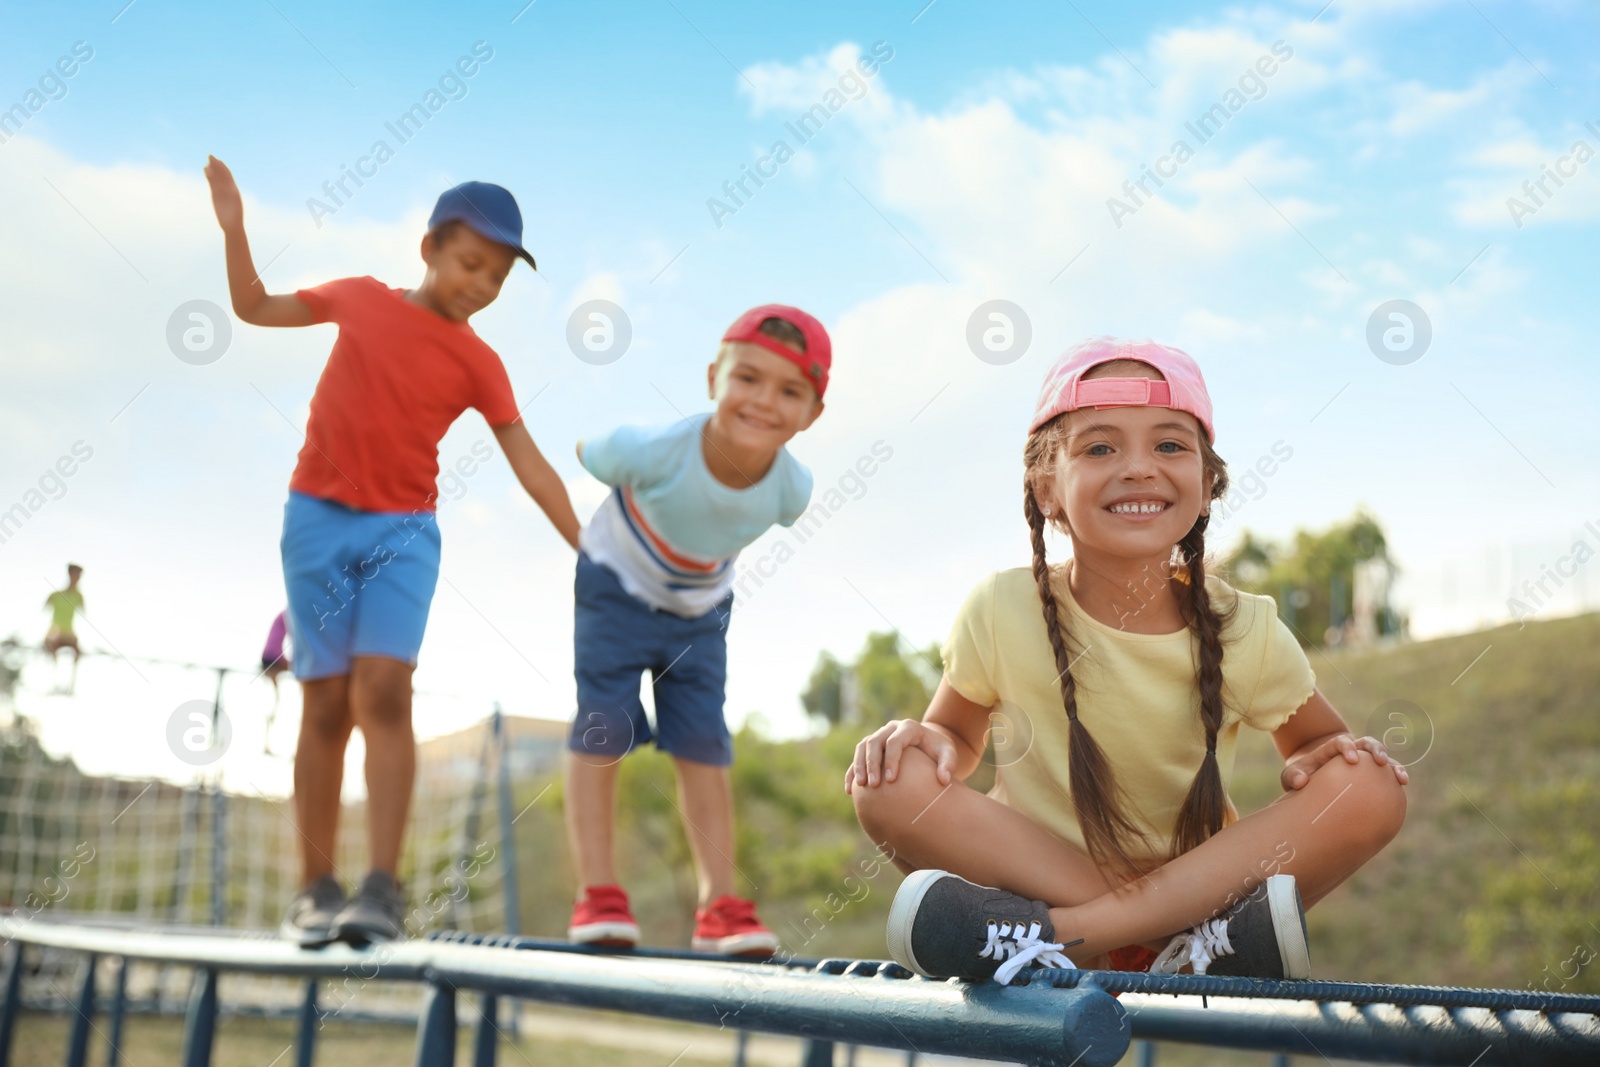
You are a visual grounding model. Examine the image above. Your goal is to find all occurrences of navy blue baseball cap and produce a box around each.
[428,181,537,269]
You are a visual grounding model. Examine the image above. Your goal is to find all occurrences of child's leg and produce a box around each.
[672,757,738,906]
[854,749,1129,907]
[347,655,415,877]
[1050,749,1404,956]
[294,674,352,885]
[565,752,624,888]
[567,553,660,891]
[650,595,738,907]
[857,745,1404,957]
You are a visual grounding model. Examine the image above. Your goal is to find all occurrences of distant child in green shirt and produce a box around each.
[43,563,85,695]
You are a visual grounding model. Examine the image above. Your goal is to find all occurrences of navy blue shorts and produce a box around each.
[570,553,733,767]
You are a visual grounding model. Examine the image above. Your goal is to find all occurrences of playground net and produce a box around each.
[0,645,514,1019]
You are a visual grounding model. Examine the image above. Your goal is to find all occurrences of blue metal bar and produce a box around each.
[432,930,824,968]
[64,953,97,1067]
[1044,967,1600,1015]
[179,969,217,1067]
[295,980,318,1067]
[799,1039,832,1066]
[1113,991,1590,1066]
[18,916,1600,1065]
[105,957,127,1067]
[471,993,497,1067]
[733,1030,748,1067]
[414,982,456,1067]
[2,918,1129,1065]
[1134,1039,1155,1066]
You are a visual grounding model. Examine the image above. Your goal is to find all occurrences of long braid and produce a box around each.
[1169,513,1230,857]
[1024,480,1149,877]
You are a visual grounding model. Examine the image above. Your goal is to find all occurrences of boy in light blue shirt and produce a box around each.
[566,304,830,955]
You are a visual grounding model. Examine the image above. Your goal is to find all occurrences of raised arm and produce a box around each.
[493,422,581,550]
[204,156,316,328]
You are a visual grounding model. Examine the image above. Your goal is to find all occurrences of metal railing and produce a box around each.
[4,916,1600,1066]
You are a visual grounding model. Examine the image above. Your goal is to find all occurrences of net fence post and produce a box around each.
[491,706,521,1039]
[209,668,228,928]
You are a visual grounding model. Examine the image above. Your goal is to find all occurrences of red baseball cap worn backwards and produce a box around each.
[1031,336,1215,442]
[722,304,832,398]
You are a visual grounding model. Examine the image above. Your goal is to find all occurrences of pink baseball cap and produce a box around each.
[722,304,832,398]
[1031,336,1215,441]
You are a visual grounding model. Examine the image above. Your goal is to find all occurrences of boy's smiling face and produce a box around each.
[1041,362,1212,562]
[415,224,518,322]
[705,340,824,453]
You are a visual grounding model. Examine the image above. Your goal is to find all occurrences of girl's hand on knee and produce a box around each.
[845,719,957,794]
[1281,732,1408,792]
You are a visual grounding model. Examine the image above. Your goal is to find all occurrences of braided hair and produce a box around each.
[1022,411,1232,875]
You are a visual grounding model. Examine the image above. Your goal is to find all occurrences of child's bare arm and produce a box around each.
[1272,689,1408,790]
[492,422,581,550]
[847,680,990,792]
[204,156,315,328]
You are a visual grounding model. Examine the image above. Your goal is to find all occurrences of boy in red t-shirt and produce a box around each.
[205,156,581,945]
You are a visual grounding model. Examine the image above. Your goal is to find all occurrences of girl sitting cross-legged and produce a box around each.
[847,338,1407,984]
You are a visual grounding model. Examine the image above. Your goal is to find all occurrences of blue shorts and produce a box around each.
[281,491,442,681]
[570,553,733,767]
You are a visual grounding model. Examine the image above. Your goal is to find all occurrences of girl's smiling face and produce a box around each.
[1037,362,1212,562]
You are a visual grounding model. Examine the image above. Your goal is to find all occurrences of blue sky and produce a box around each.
[3,0,1598,791]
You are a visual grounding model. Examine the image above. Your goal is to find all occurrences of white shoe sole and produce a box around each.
[568,921,640,947]
[1265,874,1311,979]
[884,869,950,977]
[279,919,338,948]
[691,930,778,956]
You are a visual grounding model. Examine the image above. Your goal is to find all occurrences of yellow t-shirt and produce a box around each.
[942,566,1315,868]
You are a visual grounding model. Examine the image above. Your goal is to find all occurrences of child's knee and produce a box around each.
[300,699,351,743]
[1312,750,1406,844]
[852,746,943,839]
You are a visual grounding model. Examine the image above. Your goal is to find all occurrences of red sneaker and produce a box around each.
[692,895,779,957]
[568,885,640,947]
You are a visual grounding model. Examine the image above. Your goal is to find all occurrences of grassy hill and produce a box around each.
[504,611,1600,994]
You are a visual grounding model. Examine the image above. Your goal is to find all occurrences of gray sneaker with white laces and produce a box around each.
[279,875,346,947]
[885,870,1081,985]
[333,870,407,945]
[1151,873,1311,979]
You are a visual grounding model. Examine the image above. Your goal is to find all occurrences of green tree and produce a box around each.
[1225,510,1397,646]
[801,631,942,727]
[800,652,843,725]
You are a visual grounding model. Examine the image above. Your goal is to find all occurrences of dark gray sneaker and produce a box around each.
[886,870,1080,985]
[1151,873,1310,978]
[280,875,347,947]
[333,871,406,945]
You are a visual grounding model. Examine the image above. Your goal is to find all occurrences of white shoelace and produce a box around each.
[979,920,1077,985]
[1150,916,1234,975]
